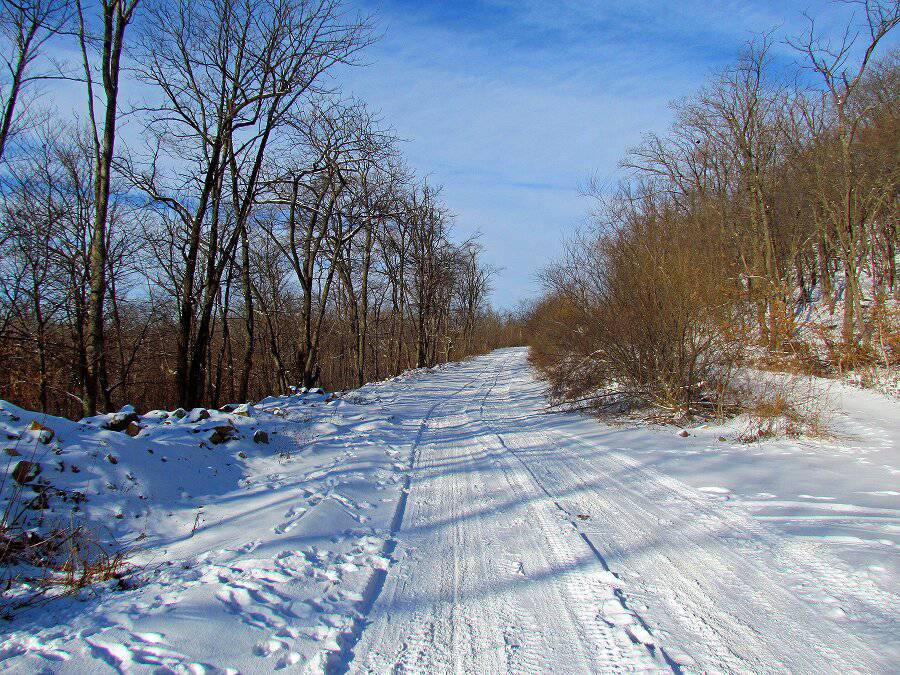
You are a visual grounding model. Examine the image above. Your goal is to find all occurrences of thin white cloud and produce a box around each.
[335,0,897,308]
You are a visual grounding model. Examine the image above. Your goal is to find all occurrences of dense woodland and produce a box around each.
[529,1,899,414]
[0,0,520,418]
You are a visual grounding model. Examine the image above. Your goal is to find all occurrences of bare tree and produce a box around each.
[130,0,370,407]
[0,0,507,416]
[76,0,141,414]
[791,0,900,343]
[0,0,68,160]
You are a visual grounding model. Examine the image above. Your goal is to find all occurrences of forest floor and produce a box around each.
[1,347,898,673]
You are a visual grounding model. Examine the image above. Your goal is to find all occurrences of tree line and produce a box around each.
[0,0,519,418]
[529,1,898,414]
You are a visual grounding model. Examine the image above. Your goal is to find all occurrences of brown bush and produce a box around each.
[739,378,829,442]
[528,45,899,408]
[529,196,746,417]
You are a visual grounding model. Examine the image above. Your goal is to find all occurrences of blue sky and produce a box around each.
[46,0,893,309]
[332,0,895,309]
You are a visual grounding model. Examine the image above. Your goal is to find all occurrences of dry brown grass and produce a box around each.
[40,525,133,593]
[1,457,135,617]
[739,378,830,443]
[1,521,136,620]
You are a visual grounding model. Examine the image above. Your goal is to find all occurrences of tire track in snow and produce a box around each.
[347,351,665,673]
[477,355,682,671]
[348,348,895,673]
[483,350,895,673]
[326,364,486,674]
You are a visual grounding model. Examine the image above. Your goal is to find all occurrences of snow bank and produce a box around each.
[0,364,443,671]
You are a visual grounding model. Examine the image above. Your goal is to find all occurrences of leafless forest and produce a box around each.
[0,0,897,424]
[0,0,521,418]
[529,1,899,415]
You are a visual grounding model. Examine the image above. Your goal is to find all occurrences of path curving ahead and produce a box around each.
[346,348,897,674]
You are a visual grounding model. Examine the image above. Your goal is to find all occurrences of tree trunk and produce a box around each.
[238,225,254,401]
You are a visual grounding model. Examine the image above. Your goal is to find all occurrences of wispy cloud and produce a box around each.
[335,0,894,307]
[37,0,895,309]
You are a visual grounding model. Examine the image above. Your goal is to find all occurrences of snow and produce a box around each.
[2,348,898,672]
[612,375,900,579]
[0,378,419,672]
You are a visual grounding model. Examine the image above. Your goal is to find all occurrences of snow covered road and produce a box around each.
[349,348,899,674]
[2,347,897,673]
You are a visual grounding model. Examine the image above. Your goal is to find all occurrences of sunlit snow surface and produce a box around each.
[1,348,897,672]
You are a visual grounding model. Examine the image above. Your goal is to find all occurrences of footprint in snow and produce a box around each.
[698,486,731,496]
[274,506,308,534]
[236,540,261,554]
[275,651,302,669]
[253,637,288,657]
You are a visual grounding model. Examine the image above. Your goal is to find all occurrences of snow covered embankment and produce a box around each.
[0,369,438,672]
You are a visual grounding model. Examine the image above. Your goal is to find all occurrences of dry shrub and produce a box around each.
[739,377,829,442]
[1,459,134,615]
[869,302,900,367]
[826,339,879,373]
[527,292,608,402]
[763,296,799,352]
[758,335,829,376]
[804,303,899,378]
[530,199,745,418]
[845,365,900,397]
